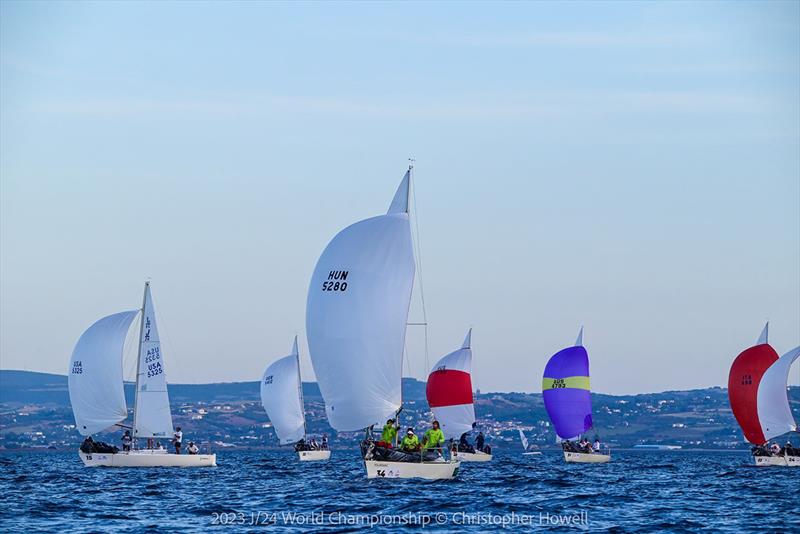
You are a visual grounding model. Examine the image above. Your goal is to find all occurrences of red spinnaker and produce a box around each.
[727,344,779,444]
[426,369,472,408]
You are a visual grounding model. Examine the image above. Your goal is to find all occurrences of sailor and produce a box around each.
[173,427,183,454]
[422,421,445,451]
[770,442,781,455]
[121,430,132,452]
[310,437,318,450]
[401,428,420,452]
[187,441,199,455]
[381,418,399,447]
[80,436,94,454]
[459,432,473,453]
[476,431,485,452]
[295,438,307,452]
[321,435,329,450]
[593,438,601,452]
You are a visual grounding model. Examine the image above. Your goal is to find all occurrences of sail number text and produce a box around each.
[551,378,566,388]
[147,361,163,378]
[321,270,348,292]
[145,347,161,363]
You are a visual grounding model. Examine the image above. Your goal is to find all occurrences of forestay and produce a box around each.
[306,171,415,431]
[426,329,475,439]
[133,284,174,439]
[68,310,139,436]
[261,337,306,445]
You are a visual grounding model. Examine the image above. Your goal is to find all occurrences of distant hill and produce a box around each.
[0,369,418,406]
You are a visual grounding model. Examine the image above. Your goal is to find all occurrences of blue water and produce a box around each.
[0,450,797,532]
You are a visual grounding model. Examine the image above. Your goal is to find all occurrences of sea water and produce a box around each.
[0,449,797,532]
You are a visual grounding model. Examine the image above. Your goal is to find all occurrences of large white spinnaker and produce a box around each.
[133,283,174,439]
[306,171,415,431]
[68,310,139,436]
[261,337,306,445]
[757,346,800,441]
[426,329,475,439]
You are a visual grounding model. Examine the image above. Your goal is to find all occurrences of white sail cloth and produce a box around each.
[261,338,306,445]
[133,284,174,438]
[68,310,139,436]
[307,172,415,431]
[519,429,529,451]
[757,346,800,441]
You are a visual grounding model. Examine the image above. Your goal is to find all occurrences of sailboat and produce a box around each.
[68,282,216,467]
[728,323,800,467]
[306,166,460,479]
[426,329,491,462]
[260,336,330,461]
[542,327,610,463]
[518,429,541,455]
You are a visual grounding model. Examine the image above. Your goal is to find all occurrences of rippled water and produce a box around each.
[0,449,797,532]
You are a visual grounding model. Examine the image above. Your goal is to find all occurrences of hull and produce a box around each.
[564,451,611,463]
[451,450,492,462]
[79,450,216,467]
[523,452,542,456]
[298,450,331,461]
[364,459,460,479]
[754,455,800,467]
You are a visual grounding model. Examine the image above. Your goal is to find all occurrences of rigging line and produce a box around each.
[410,164,430,376]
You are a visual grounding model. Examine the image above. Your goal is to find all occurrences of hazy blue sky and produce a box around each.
[1,1,798,394]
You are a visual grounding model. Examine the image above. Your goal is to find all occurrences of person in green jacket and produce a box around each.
[422,420,445,450]
[381,418,399,447]
[400,428,420,452]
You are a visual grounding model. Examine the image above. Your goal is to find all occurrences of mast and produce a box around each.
[131,281,148,445]
[294,336,307,438]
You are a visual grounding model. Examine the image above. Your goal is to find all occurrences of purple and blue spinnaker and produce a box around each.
[542,345,593,440]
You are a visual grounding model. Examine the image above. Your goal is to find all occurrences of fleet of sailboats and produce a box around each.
[63,166,798,473]
[728,323,799,467]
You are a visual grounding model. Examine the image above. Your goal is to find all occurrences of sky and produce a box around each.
[1,1,798,395]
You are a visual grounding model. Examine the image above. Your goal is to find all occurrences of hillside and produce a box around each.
[1,370,797,451]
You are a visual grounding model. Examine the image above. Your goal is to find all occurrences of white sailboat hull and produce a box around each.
[364,459,460,479]
[451,450,492,462]
[298,450,331,461]
[79,450,216,467]
[564,451,611,463]
[754,454,800,467]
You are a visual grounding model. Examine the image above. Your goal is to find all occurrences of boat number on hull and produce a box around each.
[321,271,348,292]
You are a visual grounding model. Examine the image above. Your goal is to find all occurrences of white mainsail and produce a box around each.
[261,336,306,445]
[519,429,529,451]
[306,171,415,431]
[757,346,800,441]
[133,283,174,439]
[68,310,139,436]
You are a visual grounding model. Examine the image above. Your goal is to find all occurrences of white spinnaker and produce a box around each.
[133,284,174,438]
[306,172,415,431]
[428,330,475,439]
[519,429,529,451]
[757,346,800,441]
[261,338,306,445]
[68,310,139,436]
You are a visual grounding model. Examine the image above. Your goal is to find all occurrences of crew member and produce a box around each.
[173,427,183,454]
[381,418,399,447]
[422,421,445,451]
[401,428,420,452]
[121,430,132,452]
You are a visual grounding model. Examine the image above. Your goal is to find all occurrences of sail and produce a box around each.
[519,429,529,451]
[727,343,779,444]
[426,329,475,439]
[68,310,139,436]
[542,342,593,441]
[133,284,174,439]
[756,346,800,441]
[261,338,306,445]
[306,172,415,431]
